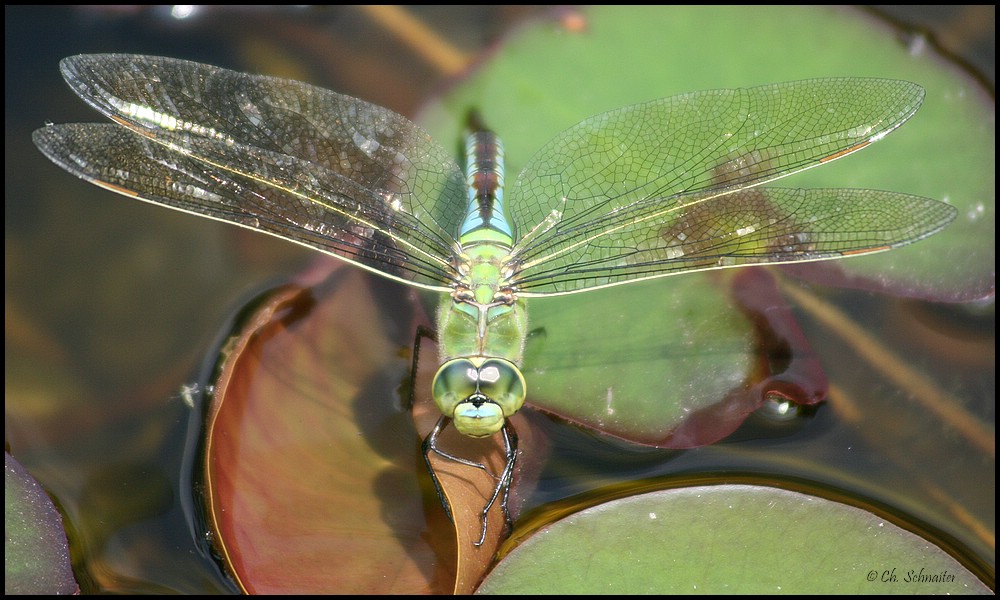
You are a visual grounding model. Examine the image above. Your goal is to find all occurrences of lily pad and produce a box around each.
[203,264,547,594]
[420,5,992,303]
[477,485,992,594]
[417,4,993,448]
[5,452,79,595]
[521,268,827,447]
[203,267,443,594]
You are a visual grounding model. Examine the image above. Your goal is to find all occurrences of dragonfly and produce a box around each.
[33,54,957,546]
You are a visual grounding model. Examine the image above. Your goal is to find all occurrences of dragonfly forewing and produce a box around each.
[46,54,469,289]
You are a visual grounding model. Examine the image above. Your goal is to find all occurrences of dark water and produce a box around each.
[5,6,993,593]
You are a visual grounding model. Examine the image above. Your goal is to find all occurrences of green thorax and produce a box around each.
[436,286,527,366]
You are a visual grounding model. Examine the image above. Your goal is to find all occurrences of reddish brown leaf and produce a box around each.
[204,265,452,593]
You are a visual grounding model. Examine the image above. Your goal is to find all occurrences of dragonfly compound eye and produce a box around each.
[432,358,527,438]
[432,358,479,417]
[476,358,526,418]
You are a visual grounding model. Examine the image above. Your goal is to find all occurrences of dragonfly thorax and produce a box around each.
[454,241,516,306]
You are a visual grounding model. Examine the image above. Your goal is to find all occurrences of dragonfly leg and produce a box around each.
[407,325,437,410]
[422,416,491,522]
[422,416,518,546]
[422,416,455,523]
[484,421,518,542]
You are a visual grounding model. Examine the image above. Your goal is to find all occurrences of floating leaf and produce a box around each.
[478,485,993,594]
[413,4,993,451]
[520,269,826,447]
[204,265,547,593]
[5,452,79,595]
[420,5,992,303]
[204,267,448,594]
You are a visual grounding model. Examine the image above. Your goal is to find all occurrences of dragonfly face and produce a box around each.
[32,54,957,545]
[432,356,526,437]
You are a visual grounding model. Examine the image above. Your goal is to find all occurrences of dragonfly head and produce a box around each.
[432,357,526,438]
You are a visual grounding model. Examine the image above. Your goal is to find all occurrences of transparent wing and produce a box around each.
[511,186,957,292]
[506,78,954,295]
[33,54,465,290]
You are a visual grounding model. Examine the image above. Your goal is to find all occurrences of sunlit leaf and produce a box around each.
[478,485,993,594]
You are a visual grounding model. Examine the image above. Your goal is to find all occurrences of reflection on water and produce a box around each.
[5,6,993,593]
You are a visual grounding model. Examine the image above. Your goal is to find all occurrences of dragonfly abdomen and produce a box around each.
[460,130,514,244]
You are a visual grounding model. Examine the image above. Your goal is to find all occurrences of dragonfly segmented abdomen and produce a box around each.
[460,129,514,245]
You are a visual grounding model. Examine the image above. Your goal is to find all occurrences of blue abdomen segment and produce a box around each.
[460,130,514,243]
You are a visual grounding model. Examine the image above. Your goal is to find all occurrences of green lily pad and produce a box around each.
[420,5,992,302]
[418,5,993,445]
[521,273,753,444]
[477,485,992,594]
